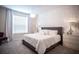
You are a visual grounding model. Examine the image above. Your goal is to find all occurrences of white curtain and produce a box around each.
[5,8,37,41]
[6,9,12,41]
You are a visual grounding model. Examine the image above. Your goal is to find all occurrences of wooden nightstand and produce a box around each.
[63,34,79,50]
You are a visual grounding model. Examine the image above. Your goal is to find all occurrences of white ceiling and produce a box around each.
[3,5,77,15]
[3,5,65,14]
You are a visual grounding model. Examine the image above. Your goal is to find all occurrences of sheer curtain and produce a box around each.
[6,9,29,41]
[6,9,12,41]
[5,8,37,41]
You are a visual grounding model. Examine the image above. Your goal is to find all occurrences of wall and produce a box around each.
[30,17,37,33]
[37,5,79,32]
[0,7,6,33]
[28,16,37,33]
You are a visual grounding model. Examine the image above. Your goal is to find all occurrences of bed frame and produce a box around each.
[22,27,63,54]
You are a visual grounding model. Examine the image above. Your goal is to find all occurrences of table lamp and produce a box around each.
[67,18,77,34]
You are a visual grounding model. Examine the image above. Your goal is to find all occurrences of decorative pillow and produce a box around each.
[38,30,44,35]
[39,30,58,35]
[42,30,49,35]
[39,30,49,35]
[48,30,58,35]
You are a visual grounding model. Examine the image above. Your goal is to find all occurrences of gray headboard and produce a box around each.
[41,27,63,45]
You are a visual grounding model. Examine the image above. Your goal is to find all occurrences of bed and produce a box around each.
[22,27,63,54]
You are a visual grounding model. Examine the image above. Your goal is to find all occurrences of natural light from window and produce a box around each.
[12,13,28,34]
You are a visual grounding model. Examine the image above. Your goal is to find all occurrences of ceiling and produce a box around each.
[3,5,65,14]
[3,5,78,15]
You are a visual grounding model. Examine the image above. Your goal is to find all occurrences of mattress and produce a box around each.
[23,33,60,54]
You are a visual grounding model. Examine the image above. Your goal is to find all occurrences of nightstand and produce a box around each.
[63,34,79,50]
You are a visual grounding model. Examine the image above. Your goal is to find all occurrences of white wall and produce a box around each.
[37,6,79,32]
[28,16,37,33]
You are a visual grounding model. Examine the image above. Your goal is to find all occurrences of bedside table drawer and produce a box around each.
[63,34,79,50]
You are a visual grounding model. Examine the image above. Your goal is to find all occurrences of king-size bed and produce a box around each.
[22,27,63,54]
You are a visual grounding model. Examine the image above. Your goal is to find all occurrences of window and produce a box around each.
[12,12,28,34]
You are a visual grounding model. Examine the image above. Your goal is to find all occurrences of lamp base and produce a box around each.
[67,31,72,35]
[67,29,73,35]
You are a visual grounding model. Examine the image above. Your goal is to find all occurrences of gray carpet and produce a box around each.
[0,39,79,54]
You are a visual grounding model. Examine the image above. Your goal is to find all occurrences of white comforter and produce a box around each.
[23,33,60,54]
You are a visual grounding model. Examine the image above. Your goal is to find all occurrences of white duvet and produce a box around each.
[23,33,60,54]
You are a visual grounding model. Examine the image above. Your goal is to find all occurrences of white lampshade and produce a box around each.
[67,18,77,23]
[30,14,36,18]
[67,18,77,34]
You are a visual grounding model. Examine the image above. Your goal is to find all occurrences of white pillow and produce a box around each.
[39,30,58,35]
[38,30,44,35]
[48,30,58,35]
[39,30,49,35]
